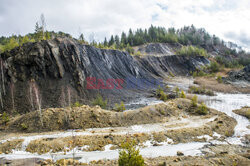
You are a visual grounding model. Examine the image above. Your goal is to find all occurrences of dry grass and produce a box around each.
[194,77,250,93]
[0,139,24,154]
[233,106,250,119]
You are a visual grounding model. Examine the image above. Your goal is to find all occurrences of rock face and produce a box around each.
[135,43,180,56]
[0,38,209,114]
[226,64,250,82]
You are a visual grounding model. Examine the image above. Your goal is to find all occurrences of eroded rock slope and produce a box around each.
[0,38,209,113]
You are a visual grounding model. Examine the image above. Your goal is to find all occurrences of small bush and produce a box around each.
[134,51,142,56]
[192,70,207,77]
[1,112,9,125]
[118,139,144,166]
[208,61,220,73]
[92,94,108,109]
[175,87,180,97]
[156,85,163,96]
[216,75,222,83]
[196,102,208,115]
[180,90,186,98]
[20,123,28,130]
[114,101,126,112]
[159,91,167,101]
[155,85,168,101]
[72,101,82,107]
[191,95,198,107]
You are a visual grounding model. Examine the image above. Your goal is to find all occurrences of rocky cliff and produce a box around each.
[0,38,209,114]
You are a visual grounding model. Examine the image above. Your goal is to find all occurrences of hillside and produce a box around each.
[0,37,210,114]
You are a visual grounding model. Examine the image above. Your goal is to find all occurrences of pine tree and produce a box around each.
[114,35,120,48]
[127,29,134,46]
[34,22,43,41]
[109,35,115,46]
[121,32,127,45]
[104,37,108,47]
[78,33,85,44]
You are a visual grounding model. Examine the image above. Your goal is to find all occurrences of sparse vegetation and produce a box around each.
[216,75,223,83]
[176,45,208,57]
[180,90,186,98]
[1,112,9,125]
[92,94,108,109]
[134,51,142,56]
[175,87,180,97]
[20,123,28,130]
[208,61,220,73]
[196,102,208,115]
[191,95,198,107]
[118,139,144,166]
[114,101,126,112]
[188,86,215,96]
[155,85,168,101]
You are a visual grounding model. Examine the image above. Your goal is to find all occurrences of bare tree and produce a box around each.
[40,13,46,37]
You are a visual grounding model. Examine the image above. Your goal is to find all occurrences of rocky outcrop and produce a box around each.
[226,64,250,82]
[135,43,180,56]
[0,38,209,114]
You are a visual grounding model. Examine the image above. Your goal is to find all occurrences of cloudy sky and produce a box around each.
[0,0,249,49]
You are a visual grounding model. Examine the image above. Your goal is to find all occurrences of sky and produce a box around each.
[0,0,250,49]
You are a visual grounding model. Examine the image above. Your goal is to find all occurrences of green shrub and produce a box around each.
[180,90,186,98]
[159,91,168,101]
[191,95,198,107]
[192,70,207,77]
[20,123,28,130]
[134,51,142,56]
[92,94,108,109]
[216,75,222,83]
[114,101,126,112]
[155,85,167,101]
[176,46,208,57]
[1,112,9,124]
[156,85,163,96]
[118,139,144,166]
[72,101,82,107]
[196,102,208,115]
[208,61,220,73]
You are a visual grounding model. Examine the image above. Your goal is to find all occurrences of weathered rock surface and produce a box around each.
[0,38,209,114]
[134,43,180,56]
[226,64,250,82]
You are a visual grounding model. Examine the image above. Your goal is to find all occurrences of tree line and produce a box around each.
[0,17,242,57]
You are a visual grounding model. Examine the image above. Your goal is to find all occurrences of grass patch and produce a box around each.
[188,86,215,96]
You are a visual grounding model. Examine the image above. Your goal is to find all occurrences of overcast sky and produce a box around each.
[0,0,249,49]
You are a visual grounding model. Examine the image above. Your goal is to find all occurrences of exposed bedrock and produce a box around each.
[0,38,209,114]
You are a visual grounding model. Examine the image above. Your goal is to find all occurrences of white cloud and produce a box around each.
[0,0,249,48]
